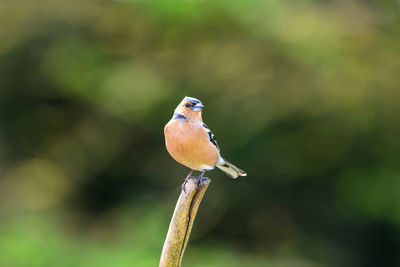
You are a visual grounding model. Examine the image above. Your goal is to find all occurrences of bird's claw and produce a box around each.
[181,178,189,194]
[181,170,194,194]
[194,175,210,190]
[181,170,208,193]
[181,176,209,193]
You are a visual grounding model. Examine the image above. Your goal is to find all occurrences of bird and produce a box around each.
[164,96,246,191]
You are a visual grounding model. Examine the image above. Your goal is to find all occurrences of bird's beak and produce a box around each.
[192,103,204,111]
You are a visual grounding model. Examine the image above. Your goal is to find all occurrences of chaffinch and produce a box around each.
[164,96,246,190]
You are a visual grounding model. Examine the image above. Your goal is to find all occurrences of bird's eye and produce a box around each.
[185,103,191,108]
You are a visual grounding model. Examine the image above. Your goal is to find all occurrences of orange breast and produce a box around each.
[164,119,220,171]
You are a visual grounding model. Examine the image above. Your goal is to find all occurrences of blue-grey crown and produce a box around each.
[183,96,202,106]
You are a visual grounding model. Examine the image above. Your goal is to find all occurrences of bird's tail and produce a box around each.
[216,158,247,179]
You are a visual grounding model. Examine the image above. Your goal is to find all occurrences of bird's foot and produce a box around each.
[181,175,209,192]
[193,175,210,190]
[181,178,189,193]
[181,170,194,194]
[181,170,210,193]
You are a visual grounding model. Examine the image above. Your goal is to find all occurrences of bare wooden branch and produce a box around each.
[159,178,211,267]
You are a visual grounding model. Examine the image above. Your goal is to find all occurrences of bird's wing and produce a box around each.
[202,123,220,151]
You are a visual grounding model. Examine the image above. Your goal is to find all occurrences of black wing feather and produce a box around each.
[203,123,220,151]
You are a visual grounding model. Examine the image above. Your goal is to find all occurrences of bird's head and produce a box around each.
[174,96,204,120]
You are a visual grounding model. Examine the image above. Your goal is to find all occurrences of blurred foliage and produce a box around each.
[1,0,400,266]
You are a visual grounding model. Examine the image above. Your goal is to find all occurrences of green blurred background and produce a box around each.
[1,0,400,266]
